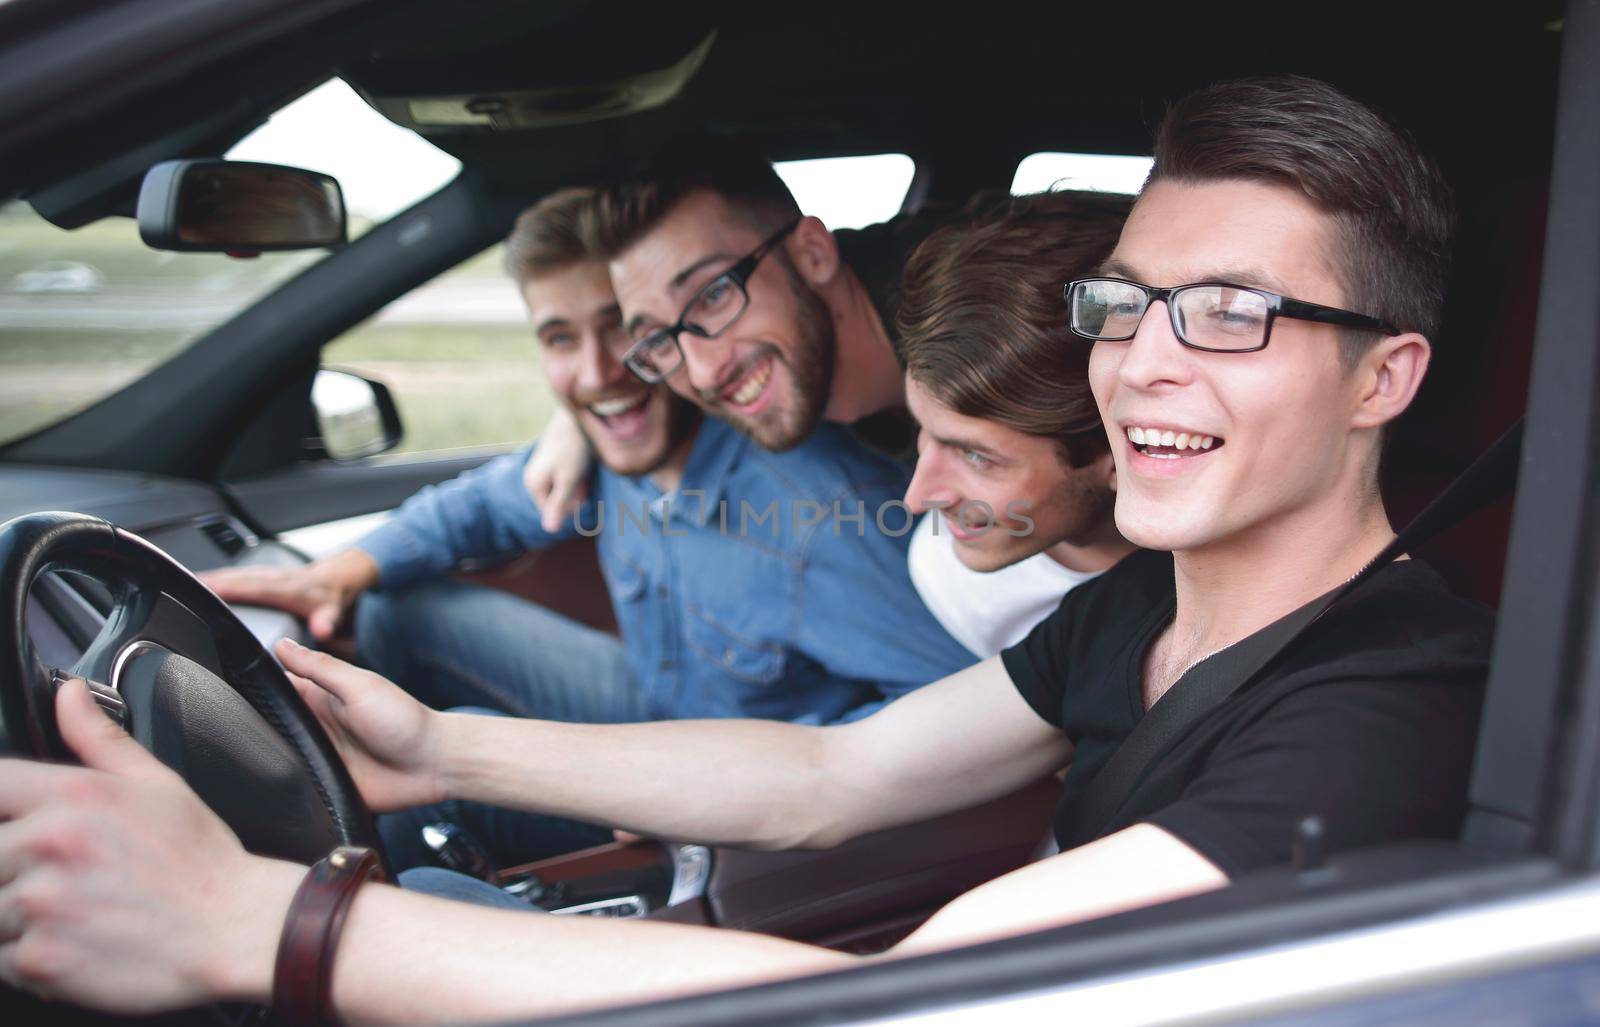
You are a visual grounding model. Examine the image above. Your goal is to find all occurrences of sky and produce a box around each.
[229,79,1152,226]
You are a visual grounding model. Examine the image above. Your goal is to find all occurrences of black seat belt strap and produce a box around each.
[1059,417,1524,848]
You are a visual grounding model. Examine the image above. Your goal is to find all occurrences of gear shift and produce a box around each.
[420,822,501,886]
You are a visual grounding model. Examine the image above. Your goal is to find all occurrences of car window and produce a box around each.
[1011,152,1154,195]
[775,154,915,229]
[317,244,557,460]
[0,78,462,450]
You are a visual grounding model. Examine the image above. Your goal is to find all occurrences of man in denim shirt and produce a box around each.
[356,419,968,726]
[206,188,972,867]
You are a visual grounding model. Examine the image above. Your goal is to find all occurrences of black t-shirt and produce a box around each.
[833,209,955,462]
[835,210,949,363]
[1001,548,1493,877]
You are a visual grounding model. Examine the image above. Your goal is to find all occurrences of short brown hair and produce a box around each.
[899,190,1131,469]
[587,135,801,259]
[503,186,604,281]
[1149,75,1454,364]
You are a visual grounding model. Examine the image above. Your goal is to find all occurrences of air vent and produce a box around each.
[200,518,253,557]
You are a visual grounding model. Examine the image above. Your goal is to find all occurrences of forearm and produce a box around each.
[438,712,851,849]
[222,858,851,1027]
[357,449,561,587]
[889,825,1228,958]
[334,884,851,1025]
[430,659,1076,850]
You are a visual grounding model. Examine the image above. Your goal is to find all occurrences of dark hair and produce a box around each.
[587,135,801,259]
[1148,75,1454,365]
[899,190,1131,469]
[503,186,604,281]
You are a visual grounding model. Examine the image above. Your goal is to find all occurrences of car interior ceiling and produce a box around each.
[0,1,1562,489]
[0,0,1589,1001]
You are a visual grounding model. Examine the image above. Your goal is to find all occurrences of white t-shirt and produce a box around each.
[907,513,1103,659]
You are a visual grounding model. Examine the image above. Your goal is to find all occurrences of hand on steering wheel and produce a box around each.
[0,512,383,866]
[277,637,447,813]
[0,511,398,1018]
[0,679,303,1013]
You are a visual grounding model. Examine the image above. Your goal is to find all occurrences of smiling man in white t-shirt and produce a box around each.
[899,191,1137,657]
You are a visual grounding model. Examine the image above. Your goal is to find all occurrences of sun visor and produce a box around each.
[361,29,715,135]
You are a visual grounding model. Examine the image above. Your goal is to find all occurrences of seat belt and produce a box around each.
[1057,417,1524,849]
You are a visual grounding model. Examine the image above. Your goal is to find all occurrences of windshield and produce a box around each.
[0,201,324,446]
[0,79,460,449]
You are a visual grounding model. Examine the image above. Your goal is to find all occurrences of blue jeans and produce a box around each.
[356,582,649,871]
[399,867,541,911]
[355,579,646,723]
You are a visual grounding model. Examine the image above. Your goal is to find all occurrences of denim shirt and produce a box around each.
[357,418,975,724]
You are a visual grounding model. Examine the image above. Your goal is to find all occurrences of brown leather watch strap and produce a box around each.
[273,846,387,1026]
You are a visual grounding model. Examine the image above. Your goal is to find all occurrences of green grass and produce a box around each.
[385,386,556,459]
[1,322,558,456]
[0,205,324,288]
[326,323,557,457]
[322,322,535,363]
[0,202,508,289]
[2,201,547,455]
[0,328,196,365]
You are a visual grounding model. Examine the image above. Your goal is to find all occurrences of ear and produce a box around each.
[785,215,841,288]
[1350,332,1431,431]
[1089,447,1118,491]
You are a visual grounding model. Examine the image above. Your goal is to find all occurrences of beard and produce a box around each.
[702,255,836,453]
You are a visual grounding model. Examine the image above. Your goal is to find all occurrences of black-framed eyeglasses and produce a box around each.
[1063,277,1399,353]
[620,219,801,383]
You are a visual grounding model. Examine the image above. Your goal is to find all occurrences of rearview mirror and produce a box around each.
[137,159,347,253]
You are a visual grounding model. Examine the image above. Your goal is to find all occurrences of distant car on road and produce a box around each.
[9,259,103,294]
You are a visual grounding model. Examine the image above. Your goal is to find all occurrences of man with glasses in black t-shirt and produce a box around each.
[1,76,1491,1022]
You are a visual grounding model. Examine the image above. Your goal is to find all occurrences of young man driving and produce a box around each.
[0,77,1491,1023]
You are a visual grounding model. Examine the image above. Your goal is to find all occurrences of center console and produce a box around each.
[475,779,1058,952]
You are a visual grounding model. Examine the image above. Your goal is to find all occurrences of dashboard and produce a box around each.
[4,462,309,672]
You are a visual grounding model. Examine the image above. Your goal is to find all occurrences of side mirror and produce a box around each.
[137,159,347,253]
[308,369,402,461]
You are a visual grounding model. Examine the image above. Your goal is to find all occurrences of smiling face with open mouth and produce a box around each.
[1089,179,1385,555]
[611,191,835,453]
[527,262,696,478]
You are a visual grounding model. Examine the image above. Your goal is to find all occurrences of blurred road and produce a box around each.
[0,279,524,330]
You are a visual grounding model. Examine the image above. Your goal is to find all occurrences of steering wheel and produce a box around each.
[0,511,385,867]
